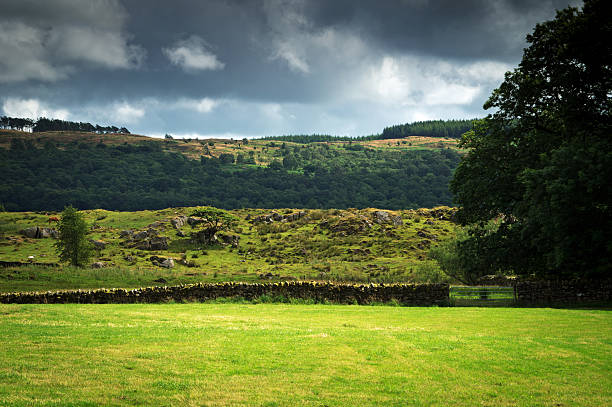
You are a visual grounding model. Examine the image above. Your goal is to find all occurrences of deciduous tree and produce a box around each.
[450,0,611,278]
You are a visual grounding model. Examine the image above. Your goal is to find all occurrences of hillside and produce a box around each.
[0,129,462,211]
[0,206,457,292]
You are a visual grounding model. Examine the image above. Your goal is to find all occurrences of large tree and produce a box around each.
[450,0,611,279]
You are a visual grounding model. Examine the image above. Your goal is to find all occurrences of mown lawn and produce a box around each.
[0,304,610,406]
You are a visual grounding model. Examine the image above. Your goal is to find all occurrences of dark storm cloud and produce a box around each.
[0,0,581,137]
[299,0,576,61]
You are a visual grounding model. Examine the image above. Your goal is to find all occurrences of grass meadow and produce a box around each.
[0,304,610,406]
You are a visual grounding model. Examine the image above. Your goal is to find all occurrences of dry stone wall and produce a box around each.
[515,279,612,305]
[0,281,450,306]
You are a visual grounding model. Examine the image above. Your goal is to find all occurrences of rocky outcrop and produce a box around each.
[372,211,403,226]
[149,256,174,268]
[120,228,169,251]
[319,215,373,236]
[187,216,206,226]
[20,227,58,239]
[218,233,240,248]
[252,211,307,224]
[89,239,107,250]
[171,216,188,229]
[132,236,169,251]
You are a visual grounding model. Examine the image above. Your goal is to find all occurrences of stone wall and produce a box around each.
[515,279,612,305]
[0,281,450,306]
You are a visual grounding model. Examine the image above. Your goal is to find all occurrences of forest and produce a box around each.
[0,137,460,211]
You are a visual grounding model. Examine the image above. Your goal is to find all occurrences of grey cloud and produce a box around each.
[163,36,225,71]
[0,0,144,83]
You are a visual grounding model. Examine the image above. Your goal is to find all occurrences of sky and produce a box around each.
[0,0,579,138]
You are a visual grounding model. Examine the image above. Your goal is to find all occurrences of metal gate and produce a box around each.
[450,286,516,307]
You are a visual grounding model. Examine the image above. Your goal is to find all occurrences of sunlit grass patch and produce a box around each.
[0,304,610,406]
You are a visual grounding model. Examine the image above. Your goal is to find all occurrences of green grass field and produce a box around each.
[0,304,610,406]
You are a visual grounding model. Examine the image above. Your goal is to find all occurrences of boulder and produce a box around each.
[91,262,106,269]
[119,229,133,238]
[39,228,59,238]
[89,239,107,250]
[372,211,403,226]
[149,256,174,268]
[20,227,58,239]
[132,230,149,241]
[171,216,187,229]
[160,258,174,268]
[187,216,206,226]
[218,233,240,248]
[321,215,373,236]
[149,236,169,251]
[252,211,307,223]
[132,236,168,251]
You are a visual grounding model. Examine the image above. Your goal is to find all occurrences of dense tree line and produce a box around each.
[0,140,460,211]
[261,134,362,143]
[0,116,130,134]
[261,119,475,144]
[381,120,475,140]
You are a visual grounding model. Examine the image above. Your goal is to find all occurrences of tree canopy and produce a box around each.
[450,0,611,279]
[54,206,93,267]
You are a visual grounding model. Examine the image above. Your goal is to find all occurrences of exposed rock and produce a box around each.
[133,230,149,241]
[119,229,133,238]
[89,239,107,250]
[149,236,169,250]
[218,233,240,248]
[320,215,373,236]
[372,211,403,226]
[132,236,169,251]
[91,262,106,269]
[20,227,58,239]
[149,256,174,268]
[124,255,135,262]
[252,211,307,224]
[160,258,174,268]
[171,216,188,229]
[187,216,206,226]
[21,227,39,238]
[193,229,218,245]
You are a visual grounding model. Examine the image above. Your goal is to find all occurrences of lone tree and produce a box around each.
[449,0,611,279]
[54,206,93,267]
[189,207,238,246]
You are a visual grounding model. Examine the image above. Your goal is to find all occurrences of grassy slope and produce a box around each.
[0,304,610,406]
[0,207,455,292]
[0,129,462,165]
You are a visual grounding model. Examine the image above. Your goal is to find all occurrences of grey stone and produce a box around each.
[171,216,187,228]
[89,239,107,250]
[372,211,403,226]
[160,258,174,268]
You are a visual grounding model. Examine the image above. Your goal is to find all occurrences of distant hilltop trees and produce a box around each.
[262,119,476,144]
[381,119,475,140]
[0,116,130,134]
